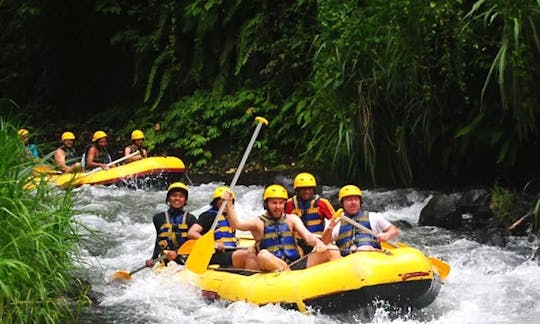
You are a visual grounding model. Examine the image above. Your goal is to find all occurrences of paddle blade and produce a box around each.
[177,239,196,255]
[429,257,451,281]
[185,230,215,274]
[112,270,132,281]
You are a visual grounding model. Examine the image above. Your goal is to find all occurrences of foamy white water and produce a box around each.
[75,184,540,323]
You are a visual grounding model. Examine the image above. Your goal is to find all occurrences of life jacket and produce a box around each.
[157,210,189,251]
[81,144,112,169]
[60,145,77,166]
[259,214,300,262]
[204,209,237,247]
[336,209,380,255]
[289,194,324,235]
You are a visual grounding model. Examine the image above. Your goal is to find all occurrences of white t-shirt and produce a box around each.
[330,212,392,241]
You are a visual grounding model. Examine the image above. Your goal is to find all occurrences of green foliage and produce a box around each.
[490,183,519,224]
[0,120,88,322]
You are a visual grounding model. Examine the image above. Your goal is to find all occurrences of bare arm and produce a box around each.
[378,224,400,242]
[187,223,203,239]
[53,149,68,172]
[223,194,259,233]
[86,147,107,169]
[321,217,339,244]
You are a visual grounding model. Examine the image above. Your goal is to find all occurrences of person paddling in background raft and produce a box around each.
[321,185,400,255]
[187,186,259,270]
[53,131,82,173]
[285,172,336,254]
[124,129,147,163]
[18,128,39,159]
[146,182,197,267]
[224,184,340,272]
[81,130,115,171]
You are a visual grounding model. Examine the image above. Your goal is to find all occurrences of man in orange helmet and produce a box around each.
[53,131,82,173]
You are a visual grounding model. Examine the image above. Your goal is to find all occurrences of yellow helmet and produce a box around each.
[131,129,144,140]
[18,129,29,137]
[263,184,288,201]
[293,172,317,189]
[212,186,236,200]
[92,130,107,142]
[167,182,189,200]
[61,131,76,141]
[338,185,363,203]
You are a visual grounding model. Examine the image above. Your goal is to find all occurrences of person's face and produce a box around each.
[297,187,314,200]
[216,198,229,213]
[97,138,108,148]
[267,198,286,218]
[342,196,361,215]
[22,135,29,144]
[168,191,187,209]
[134,138,144,146]
[63,139,75,148]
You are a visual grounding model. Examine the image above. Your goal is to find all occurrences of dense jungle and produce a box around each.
[2,0,540,188]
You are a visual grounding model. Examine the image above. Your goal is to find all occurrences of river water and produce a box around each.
[75,184,540,323]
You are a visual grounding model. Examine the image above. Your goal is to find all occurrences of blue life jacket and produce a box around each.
[81,144,112,169]
[259,214,300,262]
[205,209,237,247]
[289,194,324,235]
[60,145,77,166]
[336,209,380,255]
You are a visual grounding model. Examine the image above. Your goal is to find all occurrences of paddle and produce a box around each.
[112,254,166,280]
[185,116,268,274]
[83,151,140,176]
[177,239,247,255]
[333,208,451,281]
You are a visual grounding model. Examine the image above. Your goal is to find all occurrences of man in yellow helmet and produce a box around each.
[285,172,336,254]
[146,182,197,267]
[124,129,148,163]
[322,185,400,255]
[82,130,115,170]
[188,186,259,269]
[53,131,82,173]
[18,128,39,159]
[224,184,340,271]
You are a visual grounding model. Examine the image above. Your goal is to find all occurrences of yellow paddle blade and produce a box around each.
[429,257,451,281]
[185,230,215,274]
[112,270,132,280]
[177,239,197,255]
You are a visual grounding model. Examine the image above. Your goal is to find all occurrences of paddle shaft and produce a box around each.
[84,151,140,176]
[208,118,267,232]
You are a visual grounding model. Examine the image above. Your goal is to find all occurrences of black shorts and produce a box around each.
[297,239,313,254]
[289,257,308,270]
[209,251,234,267]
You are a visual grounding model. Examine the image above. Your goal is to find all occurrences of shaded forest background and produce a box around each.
[1,0,540,189]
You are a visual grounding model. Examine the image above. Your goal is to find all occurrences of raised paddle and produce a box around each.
[333,208,451,281]
[83,151,140,176]
[185,116,268,274]
[112,254,167,280]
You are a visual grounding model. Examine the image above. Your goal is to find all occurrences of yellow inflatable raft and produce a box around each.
[32,156,185,189]
[173,242,442,313]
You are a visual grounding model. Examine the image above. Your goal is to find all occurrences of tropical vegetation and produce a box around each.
[1,0,539,188]
[0,121,89,322]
